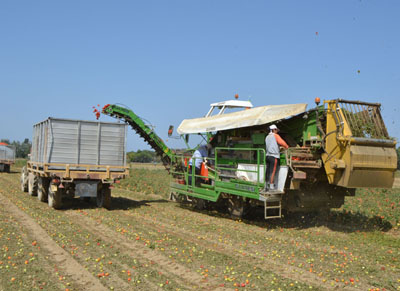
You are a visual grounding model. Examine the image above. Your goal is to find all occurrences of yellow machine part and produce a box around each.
[321,100,397,188]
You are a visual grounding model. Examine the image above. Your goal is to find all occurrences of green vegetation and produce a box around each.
[14,159,27,168]
[1,167,399,290]
[126,150,161,163]
[118,168,171,196]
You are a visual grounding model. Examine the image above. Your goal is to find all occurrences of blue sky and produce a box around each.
[1,0,399,150]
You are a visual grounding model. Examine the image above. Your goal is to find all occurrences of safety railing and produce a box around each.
[170,147,266,187]
[214,147,266,185]
[169,153,216,187]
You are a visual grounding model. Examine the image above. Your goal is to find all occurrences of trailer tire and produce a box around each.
[28,173,38,196]
[38,177,50,202]
[103,187,111,209]
[20,167,29,192]
[48,183,62,209]
[97,186,111,209]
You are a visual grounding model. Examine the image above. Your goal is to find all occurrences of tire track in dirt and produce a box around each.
[64,209,226,290]
[0,209,84,290]
[117,193,350,254]
[1,173,382,290]
[0,191,108,291]
[0,174,203,289]
[111,189,379,289]
[0,174,153,291]
[2,173,229,290]
[119,209,372,290]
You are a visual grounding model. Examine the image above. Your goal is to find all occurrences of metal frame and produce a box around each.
[27,161,129,180]
[170,147,267,201]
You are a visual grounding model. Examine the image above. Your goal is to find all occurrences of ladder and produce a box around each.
[262,193,283,219]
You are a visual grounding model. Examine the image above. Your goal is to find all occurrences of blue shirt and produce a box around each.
[189,145,208,168]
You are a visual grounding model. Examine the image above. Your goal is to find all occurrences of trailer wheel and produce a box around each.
[48,182,62,209]
[4,164,10,173]
[103,187,111,209]
[28,173,38,196]
[20,167,29,192]
[96,186,111,209]
[38,177,50,202]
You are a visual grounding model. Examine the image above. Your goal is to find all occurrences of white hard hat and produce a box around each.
[269,124,278,130]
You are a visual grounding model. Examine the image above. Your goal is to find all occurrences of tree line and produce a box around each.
[126,150,161,163]
[0,139,31,158]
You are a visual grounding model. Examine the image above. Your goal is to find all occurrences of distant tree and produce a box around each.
[0,139,10,145]
[126,150,160,163]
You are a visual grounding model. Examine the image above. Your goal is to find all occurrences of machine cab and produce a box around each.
[205,100,253,117]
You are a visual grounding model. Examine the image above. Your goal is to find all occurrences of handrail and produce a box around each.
[215,147,266,183]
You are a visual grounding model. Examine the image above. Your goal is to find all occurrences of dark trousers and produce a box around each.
[188,166,201,185]
[266,156,280,185]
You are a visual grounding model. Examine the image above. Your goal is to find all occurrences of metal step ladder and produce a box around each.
[261,193,283,219]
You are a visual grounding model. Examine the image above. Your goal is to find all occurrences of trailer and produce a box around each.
[0,144,15,173]
[20,118,129,209]
[101,97,397,219]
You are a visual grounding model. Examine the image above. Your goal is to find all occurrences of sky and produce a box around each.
[1,0,399,151]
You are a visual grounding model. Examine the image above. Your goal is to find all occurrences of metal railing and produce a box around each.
[214,147,266,184]
[170,147,267,187]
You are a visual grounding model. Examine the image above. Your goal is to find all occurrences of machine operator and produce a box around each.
[265,124,289,191]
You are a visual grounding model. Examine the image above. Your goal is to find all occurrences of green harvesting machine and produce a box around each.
[102,97,397,219]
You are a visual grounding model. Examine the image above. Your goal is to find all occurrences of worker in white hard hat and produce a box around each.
[265,124,289,191]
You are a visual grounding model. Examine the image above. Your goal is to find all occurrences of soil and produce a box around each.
[0,193,108,291]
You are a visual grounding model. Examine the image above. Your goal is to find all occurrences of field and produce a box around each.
[0,164,399,290]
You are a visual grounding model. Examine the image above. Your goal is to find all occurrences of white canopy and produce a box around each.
[177,103,308,134]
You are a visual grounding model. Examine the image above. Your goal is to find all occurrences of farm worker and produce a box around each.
[188,144,211,185]
[265,124,289,191]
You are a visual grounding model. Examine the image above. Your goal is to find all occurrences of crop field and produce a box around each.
[0,164,399,290]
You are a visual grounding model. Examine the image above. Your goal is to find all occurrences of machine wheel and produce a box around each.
[227,196,244,218]
[169,192,177,202]
[192,197,206,210]
[48,182,62,209]
[96,185,111,209]
[4,164,10,173]
[20,167,29,192]
[28,173,38,196]
[37,177,50,202]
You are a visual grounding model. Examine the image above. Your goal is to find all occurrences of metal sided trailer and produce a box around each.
[0,144,15,173]
[20,118,129,209]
